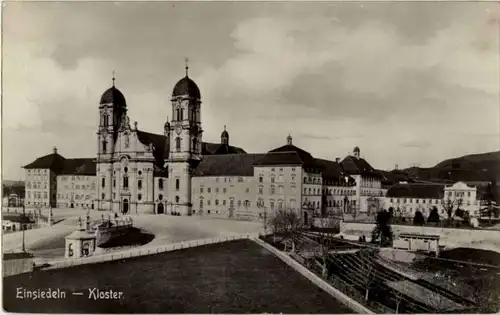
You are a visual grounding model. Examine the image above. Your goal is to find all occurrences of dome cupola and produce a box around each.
[172,59,201,99]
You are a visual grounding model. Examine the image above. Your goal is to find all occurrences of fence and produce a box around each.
[41,233,258,271]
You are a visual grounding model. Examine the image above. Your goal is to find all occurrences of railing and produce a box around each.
[40,234,258,271]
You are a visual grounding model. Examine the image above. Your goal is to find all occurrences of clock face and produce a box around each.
[176,127,182,135]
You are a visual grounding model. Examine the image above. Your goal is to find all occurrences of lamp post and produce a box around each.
[21,204,26,252]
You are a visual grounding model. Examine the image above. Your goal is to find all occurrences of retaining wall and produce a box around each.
[41,233,259,271]
[252,238,373,314]
[341,222,500,250]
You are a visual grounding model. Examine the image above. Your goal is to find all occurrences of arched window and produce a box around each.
[159,194,163,201]
[176,108,181,121]
[159,179,163,190]
[101,178,105,188]
[102,140,107,153]
[192,137,197,152]
[123,175,129,189]
[138,194,142,201]
[175,196,179,203]
[101,193,105,200]
[175,179,180,190]
[176,137,181,152]
[103,114,109,127]
[138,179,142,190]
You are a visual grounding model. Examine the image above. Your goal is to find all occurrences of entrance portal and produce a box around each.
[157,203,164,214]
[122,199,129,214]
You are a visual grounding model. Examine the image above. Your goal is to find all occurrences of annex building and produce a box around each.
[23,67,386,222]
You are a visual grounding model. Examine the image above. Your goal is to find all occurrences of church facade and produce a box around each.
[23,68,386,221]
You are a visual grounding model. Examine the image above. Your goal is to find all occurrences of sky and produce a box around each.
[2,1,500,180]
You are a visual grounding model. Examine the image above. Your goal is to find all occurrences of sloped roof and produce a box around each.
[254,152,304,166]
[23,153,66,172]
[340,155,382,178]
[386,183,445,199]
[315,158,355,183]
[60,158,96,175]
[136,130,246,165]
[203,142,246,155]
[268,144,320,169]
[193,154,266,177]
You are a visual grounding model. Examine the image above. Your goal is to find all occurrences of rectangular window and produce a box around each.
[159,179,164,190]
[113,179,116,188]
[223,200,226,205]
[123,176,129,189]
[207,188,211,193]
[138,180,142,190]
[259,176,263,183]
[200,187,204,193]
[216,188,219,193]
[223,188,226,193]
[215,199,219,205]
[101,178,105,188]
[258,187,263,194]
[245,188,250,193]
[176,179,180,190]
[208,200,211,205]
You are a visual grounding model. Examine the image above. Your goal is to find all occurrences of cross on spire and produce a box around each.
[224,125,226,131]
[184,57,189,77]
[112,70,116,87]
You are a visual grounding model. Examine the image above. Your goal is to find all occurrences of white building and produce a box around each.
[23,67,385,223]
[384,181,482,218]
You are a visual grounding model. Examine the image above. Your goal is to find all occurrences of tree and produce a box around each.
[441,197,463,225]
[313,214,340,278]
[427,206,440,225]
[466,275,500,313]
[413,210,425,226]
[268,209,302,251]
[371,210,393,246]
[358,249,377,302]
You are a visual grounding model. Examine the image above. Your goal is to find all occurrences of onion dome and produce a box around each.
[100,86,126,108]
[221,125,229,145]
[172,60,201,99]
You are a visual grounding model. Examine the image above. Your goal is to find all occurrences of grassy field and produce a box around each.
[3,239,353,314]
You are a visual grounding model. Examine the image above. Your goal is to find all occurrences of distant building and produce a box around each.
[23,68,385,222]
[393,233,440,256]
[385,181,482,218]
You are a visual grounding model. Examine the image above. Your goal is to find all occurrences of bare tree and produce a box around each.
[441,197,463,225]
[391,286,405,314]
[467,275,500,313]
[358,249,377,302]
[313,214,339,278]
[268,209,302,250]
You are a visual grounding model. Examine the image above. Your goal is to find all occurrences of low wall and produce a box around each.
[341,222,500,250]
[253,238,373,314]
[3,258,34,277]
[40,233,259,271]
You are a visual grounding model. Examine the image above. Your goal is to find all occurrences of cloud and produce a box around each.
[399,140,431,148]
[2,1,499,180]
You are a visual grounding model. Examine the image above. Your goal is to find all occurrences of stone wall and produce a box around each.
[340,222,500,251]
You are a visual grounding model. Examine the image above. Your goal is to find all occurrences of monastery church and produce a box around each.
[24,65,384,221]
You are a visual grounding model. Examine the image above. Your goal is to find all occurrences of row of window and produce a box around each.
[258,174,297,183]
[255,199,297,210]
[200,186,250,194]
[361,191,384,197]
[446,191,472,197]
[389,197,477,206]
[303,177,322,185]
[62,184,95,190]
[26,182,48,189]
[59,176,92,181]
[200,198,251,208]
[27,192,48,199]
[57,193,92,201]
[26,169,48,174]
